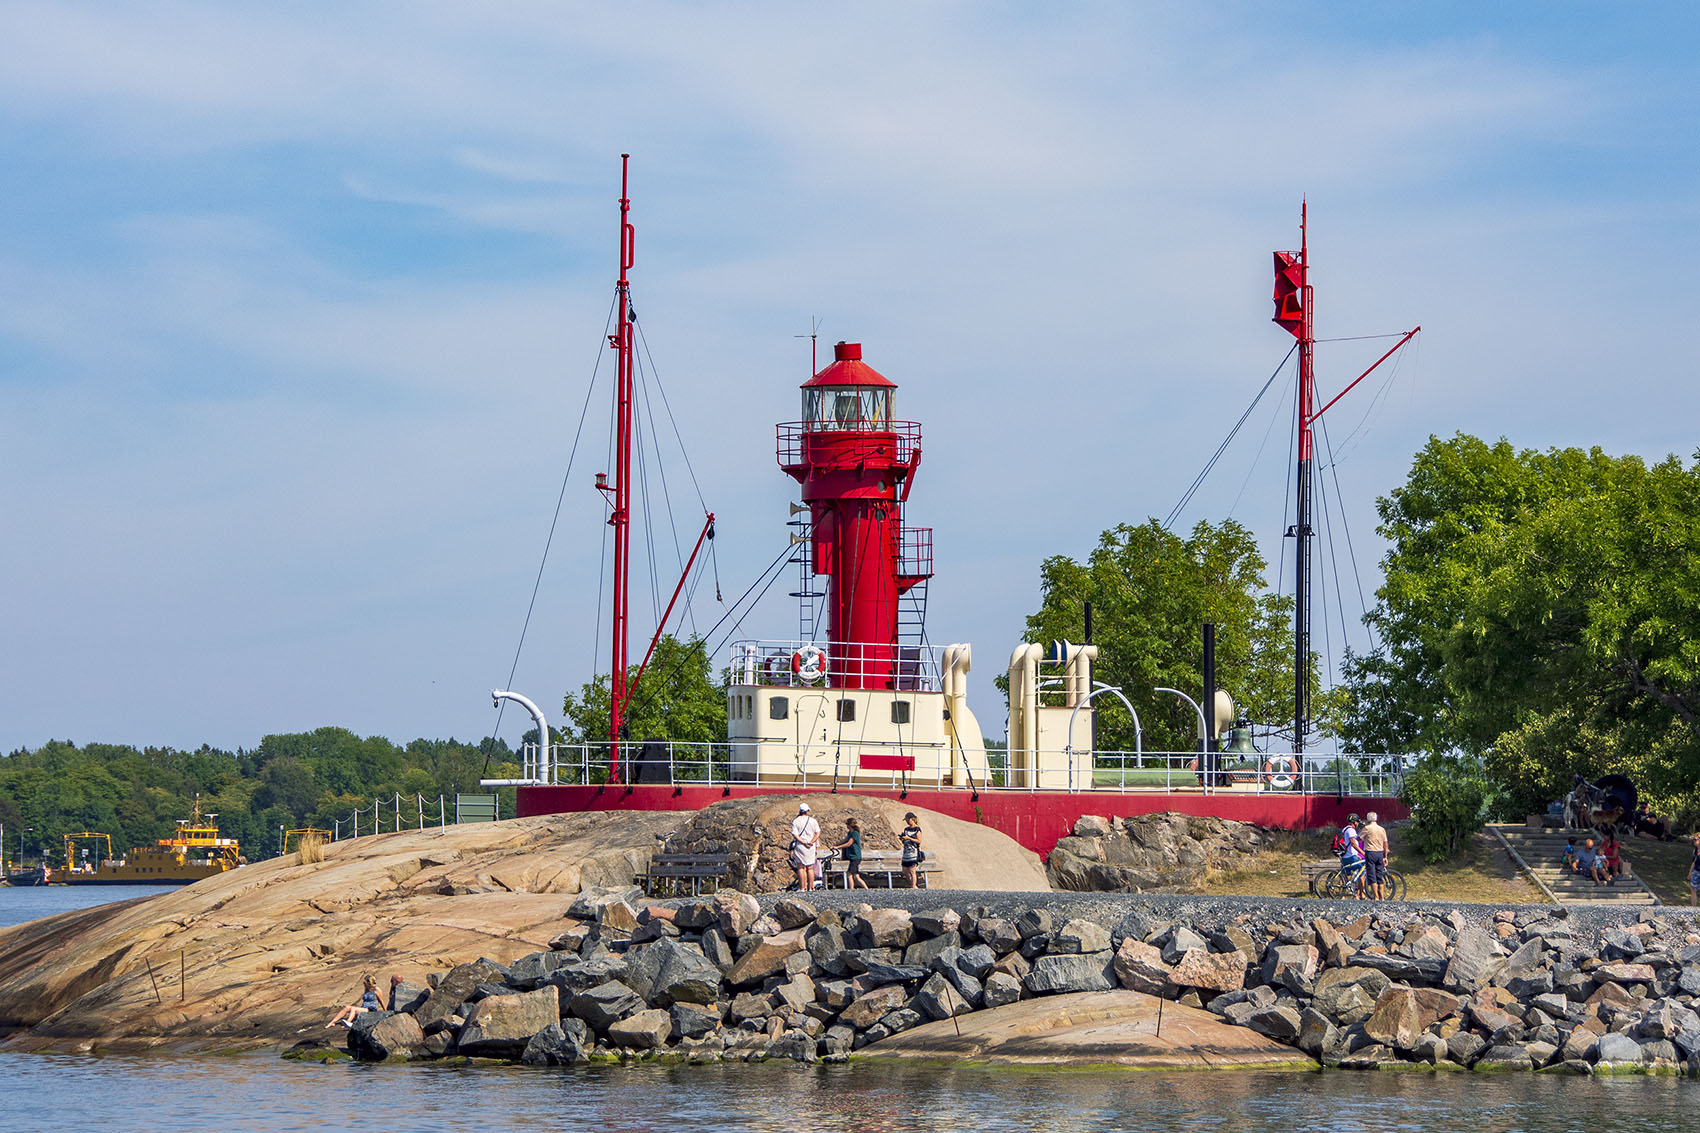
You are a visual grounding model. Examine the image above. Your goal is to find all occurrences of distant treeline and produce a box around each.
[0,728,524,863]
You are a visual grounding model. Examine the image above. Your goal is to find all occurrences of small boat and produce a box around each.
[4,865,50,887]
[61,799,243,885]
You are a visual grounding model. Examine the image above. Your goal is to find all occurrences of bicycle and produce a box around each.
[1320,866,1406,901]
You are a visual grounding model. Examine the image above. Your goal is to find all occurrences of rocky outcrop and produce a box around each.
[0,797,1050,1054]
[1046,813,1267,892]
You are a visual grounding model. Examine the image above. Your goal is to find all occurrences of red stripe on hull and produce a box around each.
[517,785,1407,857]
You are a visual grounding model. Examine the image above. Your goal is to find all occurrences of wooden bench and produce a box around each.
[1301,858,1340,896]
[640,853,735,897]
[822,849,942,890]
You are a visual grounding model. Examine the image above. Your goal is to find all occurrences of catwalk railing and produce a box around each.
[518,741,1408,797]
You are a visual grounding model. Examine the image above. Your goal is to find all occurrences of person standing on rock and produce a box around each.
[900,812,924,888]
[831,816,868,890]
[1360,811,1390,901]
[790,802,821,891]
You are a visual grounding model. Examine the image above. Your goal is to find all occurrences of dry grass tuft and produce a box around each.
[296,833,325,865]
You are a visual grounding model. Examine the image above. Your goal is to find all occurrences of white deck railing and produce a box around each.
[520,740,1406,797]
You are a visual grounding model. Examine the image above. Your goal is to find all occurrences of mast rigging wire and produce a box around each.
[1162,343,1297,531]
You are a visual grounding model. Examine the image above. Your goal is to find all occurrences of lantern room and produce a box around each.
[800,341,896,431]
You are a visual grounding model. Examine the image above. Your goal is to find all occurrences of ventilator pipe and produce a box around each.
[941,643,991,789]
[484,689,551,786]
[1067,643,1099,707]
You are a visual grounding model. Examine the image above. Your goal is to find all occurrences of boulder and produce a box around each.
[608,1008,672,1050]
[1024,953,1115,995]
[1113,939,1173,996]
[1247,1005,1303,1041]
[840,984,909,1029]
[348,1011,425,1062]
[1447,1030,1487,1066]
[570,981,643,1032]
[912,908,962,938]
[1161,927,1207,964]
[724,928,808,987]
[1168,948,1246,994]
[712,890,762,938]
[644,940,723,1006]
[914,973,972,1020]
[1594,962,1656,984]
[904,931,962,969]
[976,917,1023,954]
[669,1001,721,1041]
[542,953,630,995]
[1350,951,1445,985]
[957,943,998,980]
[457,985,561,1058]
[567,885,644,922]
[1016,909,1053,939]
[1295,1007,1336,1057]
[1593,1031,1646,1066]
[1311,967,1392,1027]
[1363,986,1460,1051]
[414,959,504,1030]
[981,971,1023,1009]
[1051,920,1112,956]
[1476,1042,1535,1070]
[1073,815,1113,837]
[862,908,917,950]
[548,922,592,953]
[806,922,851,974]
[772,897,816,931]
[701,926,735,970]
[521,1019,589,1065]
[1260,944,1319,996]
[1445,933,1498,990]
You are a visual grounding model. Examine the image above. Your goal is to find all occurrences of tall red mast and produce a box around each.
[607,155,635,761]
[1273,204,1418,754]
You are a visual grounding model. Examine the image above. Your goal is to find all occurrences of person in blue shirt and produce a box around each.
[831,816,868,890]
[326,974,381,1028]
[1336,815,1366,899]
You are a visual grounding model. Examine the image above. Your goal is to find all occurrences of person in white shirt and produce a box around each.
[790,803,821,891]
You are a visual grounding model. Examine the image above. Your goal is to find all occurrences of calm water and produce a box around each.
[0,1053,1696,1130]
[4,888,1698,1129]
[0,881,177,929]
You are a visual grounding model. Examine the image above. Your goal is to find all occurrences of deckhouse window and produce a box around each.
[803,387,892,432]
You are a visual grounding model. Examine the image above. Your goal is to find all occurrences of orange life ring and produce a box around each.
[792,644,829,683]
[1264,755,1296,790]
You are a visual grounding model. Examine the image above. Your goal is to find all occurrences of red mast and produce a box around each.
[1272,204,1418,753]
[606,155,636,764]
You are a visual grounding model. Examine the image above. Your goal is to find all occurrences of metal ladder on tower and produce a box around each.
[787,514,825,642]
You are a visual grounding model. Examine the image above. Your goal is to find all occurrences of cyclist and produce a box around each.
[1334,814,1367,899]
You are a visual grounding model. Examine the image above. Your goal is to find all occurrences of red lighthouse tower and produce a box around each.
[778,342,931,691]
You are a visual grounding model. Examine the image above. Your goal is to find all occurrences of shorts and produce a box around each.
[1364,850,1386,885]
[846,859,862,876]
[1689,868,1700,892]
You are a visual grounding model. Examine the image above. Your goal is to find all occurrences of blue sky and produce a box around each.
[4,2,1700,754]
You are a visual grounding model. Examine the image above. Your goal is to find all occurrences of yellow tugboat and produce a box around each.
[62,799,243,885]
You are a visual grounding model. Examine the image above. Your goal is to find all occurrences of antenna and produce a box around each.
[795,316,822,374]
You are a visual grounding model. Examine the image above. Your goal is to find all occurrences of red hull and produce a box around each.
[517,784,1407,857]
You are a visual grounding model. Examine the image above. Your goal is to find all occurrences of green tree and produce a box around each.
[1345,433,1700,815]
[560,634,727,746]
[1014,519,1316,752]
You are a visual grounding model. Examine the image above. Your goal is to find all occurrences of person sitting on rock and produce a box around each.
[326,974,381,1028]
[387,973,409,1010]
[831,816,868,890]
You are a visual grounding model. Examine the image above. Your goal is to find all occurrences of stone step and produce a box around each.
[1486,825,1661,905]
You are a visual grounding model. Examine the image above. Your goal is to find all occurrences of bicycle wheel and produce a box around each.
[1388,870,1406,901]
[1322,869,1346,899]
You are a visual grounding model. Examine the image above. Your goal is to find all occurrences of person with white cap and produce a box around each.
[790,802,821,891]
